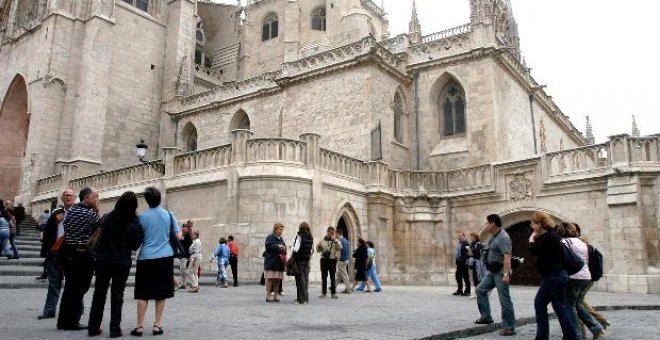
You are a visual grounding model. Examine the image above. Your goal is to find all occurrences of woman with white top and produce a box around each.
[184,229,202,292]
[555,222,605,339]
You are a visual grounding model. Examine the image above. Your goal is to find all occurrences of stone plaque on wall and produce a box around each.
[507,172,533,201]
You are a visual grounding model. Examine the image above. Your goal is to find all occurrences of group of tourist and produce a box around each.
[263,222,383,304]
[461,212,608,339]
[35,186,181,337]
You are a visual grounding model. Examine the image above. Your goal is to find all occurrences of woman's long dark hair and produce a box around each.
[114,191,138,222]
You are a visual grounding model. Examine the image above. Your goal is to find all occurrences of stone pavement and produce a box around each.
[0,283,658,340]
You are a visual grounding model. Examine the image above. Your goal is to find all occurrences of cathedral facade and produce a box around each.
[1,0,659,293]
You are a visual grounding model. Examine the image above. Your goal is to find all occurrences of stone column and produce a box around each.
[231,129,253,166]
[300,133,321,168]
[300,133,321,227]
[162,147,182,178]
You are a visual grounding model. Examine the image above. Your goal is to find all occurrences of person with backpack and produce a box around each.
[555,222,605,339]
[528,212,580,340]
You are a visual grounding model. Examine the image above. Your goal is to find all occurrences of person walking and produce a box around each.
[292,222,313,304]
[357,241,382,292]
[132,186,181,336]
[474,214,516,336]
[264,223,286,302]
[3,207,19,259]
[335,229,352,293]
[212,237,230,288]
[184,229,202,292]
[555,222,605,339]
[174,221,193,290]
[528,212,580,340]
[453,231,470,296]
[351,238,372,292]
[57,187,102,331]
[0,210,12,259]
[227,235,240,286]
[88,191,144,337]
[316,226,342,299]
[468,231,486,298]
[37,189,75,320]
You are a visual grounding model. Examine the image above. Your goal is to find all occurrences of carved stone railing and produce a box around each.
[174,144,233,176]
[545,143,611,178]
[611,136,660,165]
[194,64,223,86]
[69,161,165,191]
[388,164,493,194]
[247,139,306,165]
[282,37,373,78]
[319,148,364,180]
[35,174,63,194]
[421,23,473,44]
[445,164,493,192]
[361,0,386,17]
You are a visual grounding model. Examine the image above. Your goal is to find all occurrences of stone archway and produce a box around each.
[0,75,30,201]
[329,200,361,243]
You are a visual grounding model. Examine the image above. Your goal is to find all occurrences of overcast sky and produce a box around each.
[216,0,659,143]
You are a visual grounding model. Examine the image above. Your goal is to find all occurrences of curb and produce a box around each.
[416,305,660,340]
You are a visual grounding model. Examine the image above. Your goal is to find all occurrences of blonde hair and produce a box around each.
[469,231,480,242]
[531,212,555,231]
[273,222,285,232]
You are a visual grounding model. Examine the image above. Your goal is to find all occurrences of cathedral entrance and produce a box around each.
[0,75,30,202]
[336,214,350,241]
[507,220,540,286]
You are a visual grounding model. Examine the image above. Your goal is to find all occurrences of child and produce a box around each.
[212,237,230,288]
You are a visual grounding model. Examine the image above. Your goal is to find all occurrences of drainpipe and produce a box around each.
[528,93,538,154]
[413,70,420,169]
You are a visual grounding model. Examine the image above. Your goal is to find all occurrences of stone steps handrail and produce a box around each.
[174,144,233,176]
[421,23,472,44]
[68,161,165,191]
[35,174,63,194]
[247,138,307,164]
[319,148,365,180]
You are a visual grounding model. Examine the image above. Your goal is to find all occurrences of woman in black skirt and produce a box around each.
[351,238,372,292]
[88,191,143,337]
[132,187,182,336]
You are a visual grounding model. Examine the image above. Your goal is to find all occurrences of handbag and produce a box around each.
[285,257,299,276]
[168,212,184,259]
[87,227,103,251]
[279,252,287,267]
[561,239,585,276]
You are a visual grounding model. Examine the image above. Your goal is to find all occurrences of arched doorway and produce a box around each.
[0,75,30,201]
[506,220,539,286]
[336,214,350,241]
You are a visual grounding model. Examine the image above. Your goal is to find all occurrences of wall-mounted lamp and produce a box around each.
[136,140,148,163]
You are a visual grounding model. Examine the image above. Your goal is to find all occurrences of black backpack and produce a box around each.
[587,244,604,281]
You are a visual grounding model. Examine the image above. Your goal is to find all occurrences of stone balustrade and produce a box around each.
[319,148,364,180]
[174,144,232,176]
[247,138,306,165]
[68,161,165,191]
[545,143,611,178]
[194,64,223,86]
[361,0,386,17]
[388,164,493,194]
[421,23,473,44]
[35,174,63,194]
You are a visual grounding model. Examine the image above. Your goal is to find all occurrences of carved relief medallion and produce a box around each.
[508,173,533,201]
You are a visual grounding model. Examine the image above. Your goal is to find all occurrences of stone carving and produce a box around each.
[539,118,547,152]
[176,55,192,97]
[508,173,532,201]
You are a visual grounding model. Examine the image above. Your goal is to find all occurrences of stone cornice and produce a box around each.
[165,37,410,119]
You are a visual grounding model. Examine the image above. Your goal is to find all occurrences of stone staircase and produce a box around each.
[0,227,224,289]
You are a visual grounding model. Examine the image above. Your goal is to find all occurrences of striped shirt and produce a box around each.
[63,203,101,245]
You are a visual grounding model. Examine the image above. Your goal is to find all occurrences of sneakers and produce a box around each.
[355,288,364,292]
[374,288,382,292]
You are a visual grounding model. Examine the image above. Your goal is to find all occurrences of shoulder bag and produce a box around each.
[168,211,184,259]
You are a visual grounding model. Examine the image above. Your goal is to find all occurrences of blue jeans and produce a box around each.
[534,270,579,340]
[8,232,19,258]
[43,258,64,316]
[216,258,228,283]
[0,230,9,256]
[476,272,516,330]
[566,279,603,335]
[358,263,382,290]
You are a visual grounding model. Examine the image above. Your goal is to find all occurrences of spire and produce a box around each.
[408,0,422,44]
[585,116,595,144]
[632,114,640,137]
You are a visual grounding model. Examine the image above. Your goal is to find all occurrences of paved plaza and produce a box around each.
[0,283,658,339]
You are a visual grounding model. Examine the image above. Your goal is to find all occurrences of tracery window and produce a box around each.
[311,7,326,31]
[261,12,279,41]
[122,0,149,12]
[393,92,404,143]
[439,81,466,136]
[196,22,205,45]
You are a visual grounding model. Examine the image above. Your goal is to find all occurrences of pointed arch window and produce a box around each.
[262,13,279,41]
[439,81,466,136]
[311,7,326,31]
[229,110,251,132]
[181,122,198,152]
[393,92,405,143]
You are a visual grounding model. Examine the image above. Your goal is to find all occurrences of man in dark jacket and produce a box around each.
[453,231,471,296]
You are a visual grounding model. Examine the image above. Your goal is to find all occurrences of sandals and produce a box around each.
[152,325,164,336]
[130,326,144,337]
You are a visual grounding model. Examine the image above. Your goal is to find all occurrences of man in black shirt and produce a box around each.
[57,187,101,331]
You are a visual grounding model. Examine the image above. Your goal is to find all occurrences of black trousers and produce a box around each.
[57,246,95,329]
[320,258,337,295]
[229,255,238,286]
[456,263,470,294]
[88,260,130,333]
[294,260,310,303]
